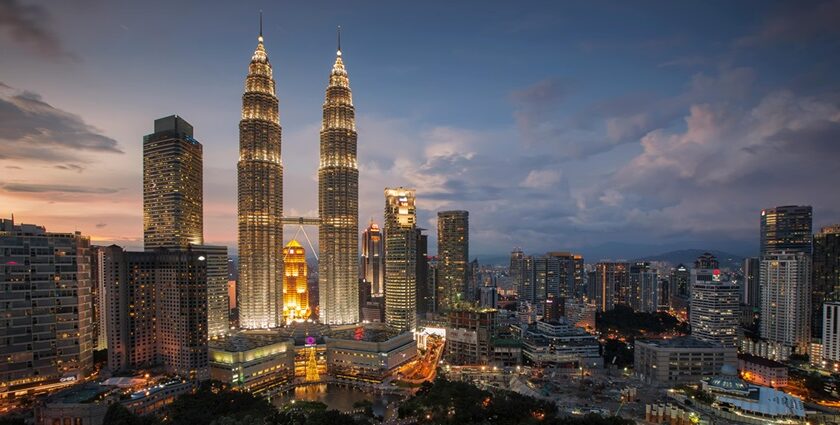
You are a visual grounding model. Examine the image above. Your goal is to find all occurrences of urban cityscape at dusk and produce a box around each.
[1,1,839,424]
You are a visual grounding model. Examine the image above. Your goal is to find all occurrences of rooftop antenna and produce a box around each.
[259,10,263,42]
[337,25,341,55]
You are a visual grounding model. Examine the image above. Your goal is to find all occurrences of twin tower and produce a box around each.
[238,23,358,329]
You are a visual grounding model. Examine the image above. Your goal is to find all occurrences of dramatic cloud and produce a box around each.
[580,83,840,243]
[0,182,121,194]
[0,83,122,163]
[0,0,73,58]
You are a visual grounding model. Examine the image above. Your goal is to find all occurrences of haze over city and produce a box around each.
[3,0,839,260]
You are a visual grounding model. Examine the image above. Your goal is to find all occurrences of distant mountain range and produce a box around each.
[635,249,746,270]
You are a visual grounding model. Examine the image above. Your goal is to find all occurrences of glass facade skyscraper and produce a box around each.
[143,115,203,250]
[437,210,469,311]
[384,187,417,332]
[760,205,813,256]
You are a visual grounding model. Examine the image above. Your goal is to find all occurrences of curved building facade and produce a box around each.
[318,40,359,325]
[238,27,284,329]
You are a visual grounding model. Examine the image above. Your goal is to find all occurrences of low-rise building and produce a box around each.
[518,320,601,368]
[35,383,111,425]
[701,366,804,422]
[634,336,736,385]
[739,337,792,362]
[325,324,416,383]
[737,354,787,387]
[445,308,497,365]
[208,332,295,395]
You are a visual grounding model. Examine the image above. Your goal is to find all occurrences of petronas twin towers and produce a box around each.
[238,21,359,329]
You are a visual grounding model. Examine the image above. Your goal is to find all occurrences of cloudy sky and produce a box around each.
[1,0,839,261]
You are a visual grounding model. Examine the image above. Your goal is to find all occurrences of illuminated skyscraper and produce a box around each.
[690,253,739,347]
[437,210,469,311]
[238,19,283,329]
[283,240,310,322]
[143,115,203,250]
[761,251,811,353]
[384,187,417,332]
[361,221,384,297]
[760,205,813,256]
[319,30,359,325]
[592,261,630,311]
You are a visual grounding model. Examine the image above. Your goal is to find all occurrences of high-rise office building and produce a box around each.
[384,187,417,332]
[103,245,209,380]
[238,23,284,329]
[760,205,813,256]
[761,251,811,353]
[593,261,630,311]
[437,210,469,311]
[670,264,690,300]
[142,116,228,339]
[318,33,360,326]
[282,240,310,322]
[416,228,431,315]
[0,218,93,397]
[743,257,761,311]
[814,225,840,338]
[143,115,203,250]
[361,221,385,297]
[630,262,659,313]
[510,249,531,303]
[689,253,739,347]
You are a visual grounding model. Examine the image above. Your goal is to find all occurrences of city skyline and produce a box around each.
[2,1,840,261]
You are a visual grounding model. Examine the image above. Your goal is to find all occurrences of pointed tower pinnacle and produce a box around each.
[337,25,342,56]
[259,10,264,42]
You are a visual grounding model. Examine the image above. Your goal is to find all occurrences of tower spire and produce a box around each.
[337,25,342,56]
[259,10,263,42]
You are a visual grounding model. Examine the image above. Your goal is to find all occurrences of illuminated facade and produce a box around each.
[384,187,417,332]
[437,210,469,311]
[282,240,310,322]
[760,205,813,256]
[760,251,811,353]
[318,34,360,325]
[208,333,295,395]
[690,254,739,347]
[0,218,93,398]
[102,245,210,381]
[592,261,629,311]
[238,23,284,329]
[361,221,385,297]
[143,115,204,250]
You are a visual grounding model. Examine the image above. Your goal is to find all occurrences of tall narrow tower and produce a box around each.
[238,16,283,329]
[319,28,359,325]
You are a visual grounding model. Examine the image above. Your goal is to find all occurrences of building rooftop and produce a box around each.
[637,336,725,349]
[209,331,293,352]
[46,383,110,404]
[738,353,787,369]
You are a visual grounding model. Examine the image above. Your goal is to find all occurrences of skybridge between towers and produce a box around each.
[282,216,320,261]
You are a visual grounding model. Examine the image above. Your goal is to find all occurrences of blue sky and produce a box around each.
[1,0,839,261]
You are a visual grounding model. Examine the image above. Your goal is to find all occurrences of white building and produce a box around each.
[760,251,811,354]
[823,302,840,368]
[690,256,739,347]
